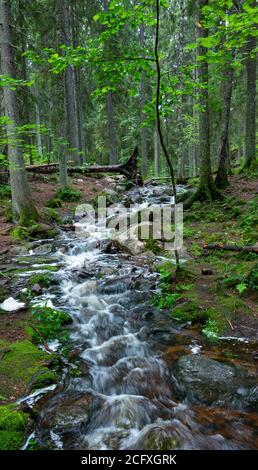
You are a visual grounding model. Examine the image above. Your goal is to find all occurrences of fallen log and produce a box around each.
[26,147,143,186]
[203,243,258,254]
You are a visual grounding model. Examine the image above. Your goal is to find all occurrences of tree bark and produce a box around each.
[62,0,80,165]
[26,147,143,185]
[153,125,159,177]
[245,7,256,168]
[177,0,186,183]
[56,0,68,188]
[71,2,86,162]
[215,65,233,188]
[0,0,38,223]
[185,0,221,208]
[106,90,117,165]
[139,23,148,177]
[203,243,258,255]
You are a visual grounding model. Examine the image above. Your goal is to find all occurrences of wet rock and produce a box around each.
[171,355,256,408]
[39,393,93,432]
[32,243,53,255]
[127,424,180,450]
[31,283,43,295]
[111,238,146,256]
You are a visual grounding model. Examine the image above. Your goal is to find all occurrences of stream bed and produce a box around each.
[6,183,258,450]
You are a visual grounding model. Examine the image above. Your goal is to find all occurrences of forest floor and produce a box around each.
[0,171,257,448]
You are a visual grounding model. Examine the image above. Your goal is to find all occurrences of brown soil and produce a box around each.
[0,174,108,254]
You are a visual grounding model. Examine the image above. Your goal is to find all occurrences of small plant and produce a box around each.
[154,292,181,309]
[31,305,72,345]
[43,207,60,222]
[236,282,248,295]
[45,197,62,208]
[57,188,81,202]
[202,319,220,341]
[0,184,11,199]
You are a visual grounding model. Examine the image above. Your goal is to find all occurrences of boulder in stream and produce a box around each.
[171,355,257,408]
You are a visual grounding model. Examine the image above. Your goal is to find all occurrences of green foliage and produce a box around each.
[0,184,11,199]
[31,305,72,345]
[43,207,60,222]
[144,238,162,254]
[0,339,57,399]
[202,319,220,341]
[4,204,13,223]
[237,197,258,244]
[26,272,54,289]
[45,197,62,208]
[11,224,57,241]
[57,188,81,202]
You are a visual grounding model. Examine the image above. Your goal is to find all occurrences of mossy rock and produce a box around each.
[28,369,59,392]
[0,405,29,450]
[12,224,58,241]
[0,339,59,399]
[26,272,54,289]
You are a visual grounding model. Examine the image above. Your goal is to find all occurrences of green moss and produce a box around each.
[0,405,28,431]
[0,430,24,450]
[0,339,58,398]
[12,224,58,241]
[19,206,38,226]
[29,369,59,391]
[26,272,54,288]
[0,405,29,450]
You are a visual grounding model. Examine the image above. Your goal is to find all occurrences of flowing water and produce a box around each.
[9,183,258,450]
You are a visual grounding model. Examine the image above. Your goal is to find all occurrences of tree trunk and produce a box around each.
[26,147,143,185]
[0,0,38,223]
[106,90,117,164]
[34,88,43,158]
[71,2,86,163]
[185,0,221,208]
[154,125,159,177]
[215,65,233,188]
[56,0,68,188]
[177,0,186,183]
[62,0,80,165]
[245,11,256,168]
[139,24,148,177]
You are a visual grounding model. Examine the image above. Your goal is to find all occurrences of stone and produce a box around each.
[170,355,254,407]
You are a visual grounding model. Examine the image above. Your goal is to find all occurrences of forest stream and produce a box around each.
[4,183,256,451]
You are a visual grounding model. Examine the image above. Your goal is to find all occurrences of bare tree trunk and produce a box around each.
[177,0,186,182]
[185,0,221,207]
[106,90,117,164]
[34,88,43,158]
[139,24,148,177]
[215,65,233,188]
[63,0,80,165]
[56,0,68,188]
[0,0,38,223]
[245,12,256,168]
[154,125,159,177]
[71,2,86,162]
